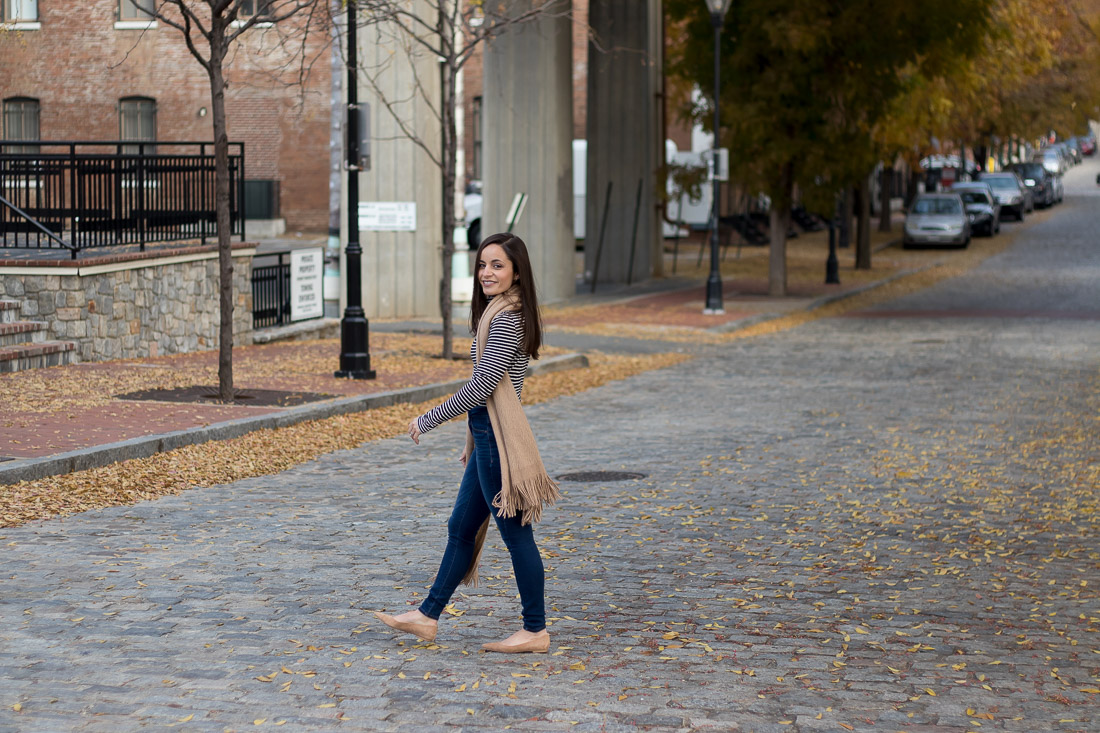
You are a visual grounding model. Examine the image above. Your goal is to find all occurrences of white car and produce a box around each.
[904,193,971,248]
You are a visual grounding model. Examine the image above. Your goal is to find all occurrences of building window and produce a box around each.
[471,95,482,181]
[1,0,37,23]
[118,0,154,21]
[3,97,40,154]
[119,97,156,155]
[240,0,273,17]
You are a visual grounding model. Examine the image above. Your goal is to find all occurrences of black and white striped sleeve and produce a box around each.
[416,312,523,434]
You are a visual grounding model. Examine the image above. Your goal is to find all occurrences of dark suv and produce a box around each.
[1005,162,1057,208]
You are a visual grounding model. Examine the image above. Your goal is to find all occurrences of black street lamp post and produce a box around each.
[826,207,840,284]
[703,0,732,314]
[335,1,375,380]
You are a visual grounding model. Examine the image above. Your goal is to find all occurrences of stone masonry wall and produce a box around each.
[0,254,253,362]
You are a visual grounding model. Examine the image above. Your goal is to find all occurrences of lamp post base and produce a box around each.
[334,311,376,380]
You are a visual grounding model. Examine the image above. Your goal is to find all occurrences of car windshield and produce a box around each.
[959,192,989,204]
[983,177,1016,189]
[1012,164,1044,178]
[912,198,961,214]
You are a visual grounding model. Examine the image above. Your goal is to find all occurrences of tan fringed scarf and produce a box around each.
[460,289,560,586]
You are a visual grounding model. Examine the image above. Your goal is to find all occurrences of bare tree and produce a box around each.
[137,0,329,401]
[352,0,569,359]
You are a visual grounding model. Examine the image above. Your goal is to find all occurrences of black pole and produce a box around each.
[626,178,643,286]
[590,180,613,295]
[336,2,375,379]
[826,206,839,285]
[704,12,724,313]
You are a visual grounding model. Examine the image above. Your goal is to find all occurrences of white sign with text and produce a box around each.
[290,248,324,322]
[358,201,417,231]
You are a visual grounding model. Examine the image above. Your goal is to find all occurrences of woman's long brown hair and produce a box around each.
[469,233,543,359]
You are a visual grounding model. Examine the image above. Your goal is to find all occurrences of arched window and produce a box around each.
[3,97,40,154]
[119,97,156,155]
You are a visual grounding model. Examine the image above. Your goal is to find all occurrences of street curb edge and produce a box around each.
[0,352,590,486]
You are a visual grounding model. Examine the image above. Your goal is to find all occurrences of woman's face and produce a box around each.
[477,243,516,297]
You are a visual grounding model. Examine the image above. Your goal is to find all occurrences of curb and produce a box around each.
[707,263,938,334]
[0,352,590,486]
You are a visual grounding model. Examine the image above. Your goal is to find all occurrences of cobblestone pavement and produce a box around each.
[1,164,1099,732]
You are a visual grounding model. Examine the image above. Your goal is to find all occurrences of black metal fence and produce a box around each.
[0,141,245,258]
[251,251,292,329]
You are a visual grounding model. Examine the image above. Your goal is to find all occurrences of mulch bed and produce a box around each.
[116,386,336,407]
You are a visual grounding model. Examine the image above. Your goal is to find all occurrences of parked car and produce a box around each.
[1004,162,1060,207]
[1080,134,1096,156]
[978,171,1032,220]
[903,193,971,248]
[948,182,1000,236]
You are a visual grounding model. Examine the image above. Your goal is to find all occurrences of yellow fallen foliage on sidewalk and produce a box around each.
[0,352,689,528]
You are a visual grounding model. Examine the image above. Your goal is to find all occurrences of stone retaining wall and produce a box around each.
[0,247,255,362]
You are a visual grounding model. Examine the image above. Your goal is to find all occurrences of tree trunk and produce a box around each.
[855,171,872,270]
[908,167,922,207]
[838,186,852,248]
[209,25,234,402]
[768,163,793,297]
[437,13,456,360]
[878,165,893,232]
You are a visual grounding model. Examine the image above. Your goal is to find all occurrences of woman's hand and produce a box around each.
[459,444,469,467]
[408,417,422,445]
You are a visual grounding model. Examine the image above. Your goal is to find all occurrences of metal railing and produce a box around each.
[0,141,245,259]
[251,251,292,329]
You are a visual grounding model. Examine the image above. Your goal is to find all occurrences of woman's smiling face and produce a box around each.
[478,243,516,297]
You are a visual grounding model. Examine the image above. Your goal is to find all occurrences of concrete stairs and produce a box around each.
[0,300,77,373]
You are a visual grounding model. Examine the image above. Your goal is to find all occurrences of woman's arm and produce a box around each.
[415,313,523,435]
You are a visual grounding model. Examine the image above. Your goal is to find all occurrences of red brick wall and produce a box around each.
[0,0,330,231]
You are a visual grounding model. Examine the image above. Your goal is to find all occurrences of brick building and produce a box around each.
[0,0,331,233]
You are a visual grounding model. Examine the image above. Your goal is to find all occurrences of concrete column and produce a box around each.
[585,0,661,286]
[482,3,574,305]
[340,5,443,320]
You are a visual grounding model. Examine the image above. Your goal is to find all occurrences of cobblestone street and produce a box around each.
[1,165,1098,731]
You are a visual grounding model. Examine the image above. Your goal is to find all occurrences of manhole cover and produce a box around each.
[557,471,647,482]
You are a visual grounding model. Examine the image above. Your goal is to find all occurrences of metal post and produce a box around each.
[703,12,724,314]
[826,204,839,285]
[335,1,375,379]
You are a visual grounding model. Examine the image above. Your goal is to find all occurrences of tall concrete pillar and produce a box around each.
[482,4,574,305]
[585,0,662,286]
[340,8,442,320]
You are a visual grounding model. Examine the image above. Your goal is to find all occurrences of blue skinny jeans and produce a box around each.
[418,406,546,632]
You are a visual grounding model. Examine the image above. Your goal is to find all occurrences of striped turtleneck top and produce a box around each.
[416,310,530,434]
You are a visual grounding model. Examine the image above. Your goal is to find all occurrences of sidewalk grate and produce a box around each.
[558,471,646,482]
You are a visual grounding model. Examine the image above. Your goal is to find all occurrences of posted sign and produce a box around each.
[290,248,324,322]
[358,201,417,231]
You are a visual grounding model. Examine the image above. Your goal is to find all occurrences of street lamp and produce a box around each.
[703,0,732,314]
[335,0,376,380]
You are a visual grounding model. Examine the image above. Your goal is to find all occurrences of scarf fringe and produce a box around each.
[492,474,562,525]
[460,517,491,587]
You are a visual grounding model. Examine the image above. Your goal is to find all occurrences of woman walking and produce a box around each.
[375,233,560,654]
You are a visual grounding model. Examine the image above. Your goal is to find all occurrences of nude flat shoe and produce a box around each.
[481,631,550,654]
[374,611,437,642]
